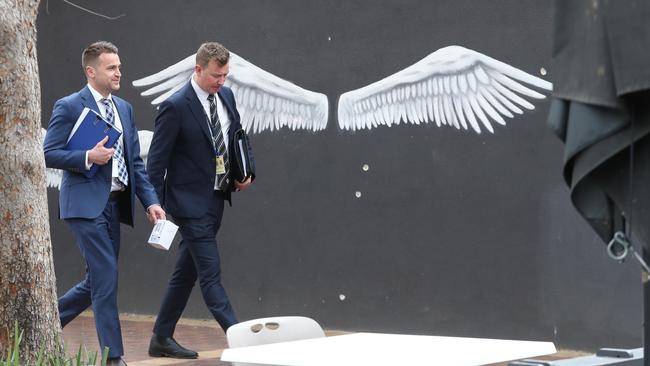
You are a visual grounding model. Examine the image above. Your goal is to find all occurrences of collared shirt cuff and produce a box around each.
[146,204,161,213]
[85,151,92,170]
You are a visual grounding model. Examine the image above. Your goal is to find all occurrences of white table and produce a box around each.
[220,332,557,366]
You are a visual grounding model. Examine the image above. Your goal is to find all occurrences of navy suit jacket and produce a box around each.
[147,82,243,218]
[43,86,159,226]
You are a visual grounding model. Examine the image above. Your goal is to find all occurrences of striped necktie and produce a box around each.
[101,98,128,186]
[207,94,230,191]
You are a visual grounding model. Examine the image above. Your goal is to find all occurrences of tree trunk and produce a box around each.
[0,0,62,362]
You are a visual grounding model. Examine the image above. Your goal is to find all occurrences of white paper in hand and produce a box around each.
[148,220,179,250]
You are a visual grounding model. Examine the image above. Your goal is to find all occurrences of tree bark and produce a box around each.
[0,0,62,362]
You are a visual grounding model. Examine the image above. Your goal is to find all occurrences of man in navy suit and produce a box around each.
[146,42,253,359]
[43,41,166,366]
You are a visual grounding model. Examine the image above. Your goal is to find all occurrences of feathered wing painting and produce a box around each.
[131,52,329,133]
[133,45,551,135]
[337,45,552,133]
[43,128,64,189]
[44,45,552,190]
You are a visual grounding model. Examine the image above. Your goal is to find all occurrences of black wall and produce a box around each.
[38,0,643,351]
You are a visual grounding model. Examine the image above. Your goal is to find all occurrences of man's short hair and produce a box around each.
[82,41,118,70]
[196,42,230,68]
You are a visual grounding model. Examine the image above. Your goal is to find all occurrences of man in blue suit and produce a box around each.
[43,41,166,366]
[146,42,253,359]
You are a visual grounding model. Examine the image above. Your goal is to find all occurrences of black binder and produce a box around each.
[232,128,255,182]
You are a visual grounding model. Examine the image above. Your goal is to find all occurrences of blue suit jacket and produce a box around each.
[147,82,245,218]
[43,86,159,226]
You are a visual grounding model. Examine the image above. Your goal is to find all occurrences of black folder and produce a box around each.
[232,128,255,182]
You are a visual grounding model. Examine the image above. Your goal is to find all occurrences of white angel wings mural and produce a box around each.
[338,45,552,133]
[44,45,551,190]
[132,53,329,133]
[133,45,552,135]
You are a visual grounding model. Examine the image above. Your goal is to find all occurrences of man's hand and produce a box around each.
[88,136,114,165]
[234,176,252,191]
[146,204,166,224]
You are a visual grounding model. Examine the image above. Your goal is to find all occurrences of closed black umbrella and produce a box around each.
[549,0,650,362]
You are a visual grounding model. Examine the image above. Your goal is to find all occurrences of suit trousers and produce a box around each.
[153,190,237,336]
[59,195,124,358]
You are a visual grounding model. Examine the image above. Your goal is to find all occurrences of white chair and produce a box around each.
[226,316,325,352]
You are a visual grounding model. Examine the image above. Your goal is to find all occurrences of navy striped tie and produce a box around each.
[101,98,128,186]
[207,94,230,190]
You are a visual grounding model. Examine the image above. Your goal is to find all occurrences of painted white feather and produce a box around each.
[137,130,153,166]
[41,127,64,189]
[337,45,552,133]
[46,165,63,189]
[132,52,328,133]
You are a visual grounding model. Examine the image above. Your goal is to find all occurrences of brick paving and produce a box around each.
[61,313,585,365]
[62,313,229,366]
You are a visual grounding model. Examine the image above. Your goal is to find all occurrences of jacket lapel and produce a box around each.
[79,86,100,114]
[217,90,237,143]
[184,83,213,146]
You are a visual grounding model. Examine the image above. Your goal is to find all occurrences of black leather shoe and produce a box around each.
[106,357,128,366]
[148,334,198,359]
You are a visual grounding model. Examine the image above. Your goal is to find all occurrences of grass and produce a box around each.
[1,323,107,366]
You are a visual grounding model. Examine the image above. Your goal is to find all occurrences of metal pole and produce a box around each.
[641,244,650,366]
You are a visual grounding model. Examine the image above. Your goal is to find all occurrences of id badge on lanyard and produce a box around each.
[215,154,226,174]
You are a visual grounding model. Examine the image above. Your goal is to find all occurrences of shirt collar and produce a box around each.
[191,74,211,102]
[87,83,113,104]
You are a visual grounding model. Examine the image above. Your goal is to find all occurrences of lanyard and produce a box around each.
[203,102,226,156]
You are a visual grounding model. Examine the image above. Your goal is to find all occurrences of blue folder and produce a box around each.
[65,107,122,178]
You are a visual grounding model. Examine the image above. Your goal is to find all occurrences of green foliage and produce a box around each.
[3,322,22,365]
[1,322,107,366]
